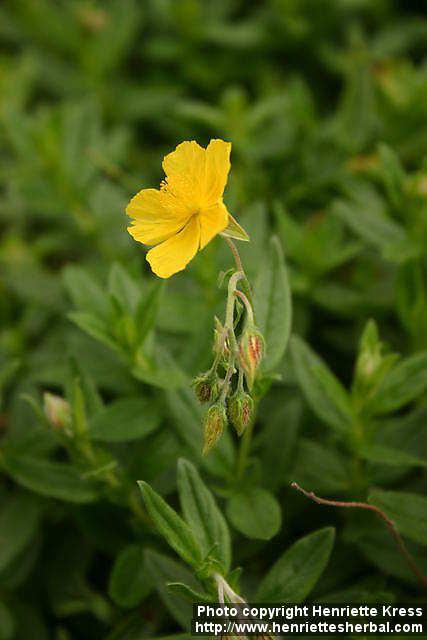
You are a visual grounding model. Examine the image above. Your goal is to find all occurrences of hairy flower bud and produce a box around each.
[228,390,253,436]
[202,401,227,455]
[43,392,72,430]
[192,372,219,404]
[239,326,264,389]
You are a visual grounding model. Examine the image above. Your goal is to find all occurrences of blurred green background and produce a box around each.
[1,1,427,638]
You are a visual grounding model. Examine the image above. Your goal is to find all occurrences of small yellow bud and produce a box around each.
[239,327,264,389]
[43,393,72,430]
[228,391,253,436]
[202,401,227,455]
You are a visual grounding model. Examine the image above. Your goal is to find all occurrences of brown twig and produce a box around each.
[291,481,427,589]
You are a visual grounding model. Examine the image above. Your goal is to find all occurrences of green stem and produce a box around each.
[223,236,253,305]
[235,289,254,325]
[236,400,258,480]
[223,236,245,273]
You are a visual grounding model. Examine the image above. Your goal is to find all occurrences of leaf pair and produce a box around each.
[139,459,231,574]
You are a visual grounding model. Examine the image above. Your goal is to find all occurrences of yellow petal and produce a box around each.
[127,218,187,246]
[204,139,231,205]
[126,188,187,221]
[199,201,229,250]
[126,188,191,245]
[146,215,201,278]
[162,141,205,207]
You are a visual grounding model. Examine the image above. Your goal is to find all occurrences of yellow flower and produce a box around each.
[126,139,248,278]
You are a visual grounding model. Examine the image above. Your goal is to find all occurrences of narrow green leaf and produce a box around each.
[108,545,152,609]
[89,397,161,442]
[0,493,42,572]
[144,550,198,630]
[0,601,15,640]
[108,263,141,313]
[138,482,202,567]
[68,312,121,355]
[136,282,164,345]
[293,438,350,493]
[358,443,427,468]
[226,487,281,541]
[256,527,335,602]
[332,186,414,263]
[255,236,292,372]
[290,335,354,432]
[368,489,427,546]
[166,389,235,479]
[3,456,98,504]
[63,265,110,318]
[177,459,231,571]
[166,582,212,602]
[368,352,427,414]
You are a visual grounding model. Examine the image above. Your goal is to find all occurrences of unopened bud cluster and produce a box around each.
[191,274,265,455]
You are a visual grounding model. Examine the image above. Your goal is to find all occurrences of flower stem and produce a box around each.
[235,289,254,325]
[291,481,427,589]
[236,399,258,480]
[223,236,245,273]
[223,236,253,305]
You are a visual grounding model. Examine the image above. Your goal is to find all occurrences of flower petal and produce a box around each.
[162,141,205,206]
[146,215,201,278]
[128,218,187,246]
[204,139,231,205]
[199,201,229,250]
[126,188,187,221]
[126,188,191,245]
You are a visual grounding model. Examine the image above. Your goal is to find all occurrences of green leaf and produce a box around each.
[3,456,98,504]
[0,601,15,640]
[135,282,164,346]
[138,482,202,567]
[166,582,211,602]
[0,493,41,572]
[357,443,427,468]
[256,527,335,602]
[226,487,281,540]
[166,389,235,479]
[177,459,231,571]
[347,520,427,585]
[108,545,152,609]
[368,489,427,546]
[293,438,350,493]
[368,352,427,414]
[221,214,250,242]
[255,236,292,372]
[89,397,161,442]
[63,265,110,318]
[332,185,414,263]
[290,335,354,433]
[108,263,141,313]
[144,550,198,630]
[68,312,121,355]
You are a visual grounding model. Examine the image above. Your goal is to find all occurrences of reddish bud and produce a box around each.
[192,372,219,404]
[228,391,253,435]
[239,327,264,389]
[203,401,227,455]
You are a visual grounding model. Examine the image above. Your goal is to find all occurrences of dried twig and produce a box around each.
[291,481,427,589]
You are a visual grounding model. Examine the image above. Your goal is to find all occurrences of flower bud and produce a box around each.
[239,326,264,389]
[228,391,253,436]
[192,372,219,404]
[43,392,72,430]
[202,401,227,455]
